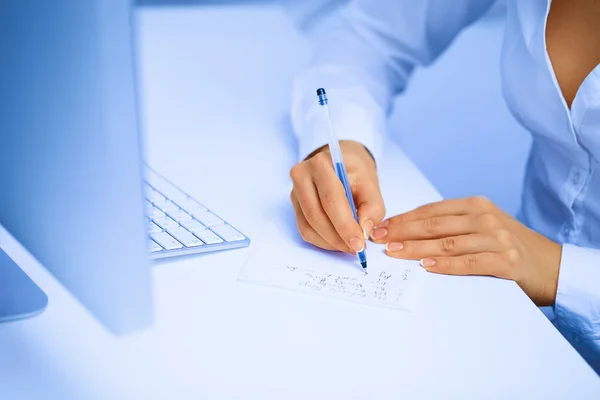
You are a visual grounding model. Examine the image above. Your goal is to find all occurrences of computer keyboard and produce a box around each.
[144,166,250,258]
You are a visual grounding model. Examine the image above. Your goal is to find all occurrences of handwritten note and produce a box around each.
[238,204,424,311]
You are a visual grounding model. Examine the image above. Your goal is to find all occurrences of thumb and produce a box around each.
[354,182,385,240]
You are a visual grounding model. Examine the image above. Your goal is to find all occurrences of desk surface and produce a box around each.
[0,6,599,399]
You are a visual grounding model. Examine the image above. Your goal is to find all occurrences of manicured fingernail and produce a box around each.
[371,228,388,240]
[421,258,436,268]
[385,242,404,252]
[375,220,389,228]
[363,220,374,240]
[349,237,364,252]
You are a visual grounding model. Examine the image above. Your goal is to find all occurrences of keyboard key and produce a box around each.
[195,212,224,227]
[193,229,223,245]
[150,232,183,250]
[144,183,155,194]
[145,200,155,214]
[180,219,206,233]
[153,198,179,212]
[211,224,245,242]
[147,189,166,203]
[145,170,189,203]
[149,206,166,219]
[167,209,193,222]
[146,173,172,195]
[152,216,179,229]
[167,226,204,247]
[147,221,162,234]
[165,189,189,204]
[187,204,208,217]
[145,187,159,201]
[148,239,163,252]
[154,182,188,202]
[144,169,249,255]
[175,198,207,216]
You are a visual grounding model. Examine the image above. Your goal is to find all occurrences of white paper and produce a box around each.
[238,204,425,311]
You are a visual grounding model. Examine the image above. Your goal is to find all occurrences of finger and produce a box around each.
[293,180,350,252]
[380,196,494,226]
[372,215,477,244]
[311,159,364,253]
[384,233,500,260]
[419,252,508,278]
[353,180,385,240]
[291,192,337,251]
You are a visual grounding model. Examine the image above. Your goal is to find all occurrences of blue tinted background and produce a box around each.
[138,0,530,215]
[0,1,544,398]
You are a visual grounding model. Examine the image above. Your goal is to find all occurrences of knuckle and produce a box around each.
[424,217,441,234]
[504,249,520,267]
[321,191,339,209]
[304,206,323,225]
[440,237,456,252]
[312,152,331,171]
[290,164,305,182]
[495,229,512,246]
[478,212,500,230]
[463,255,478,271]
[471,195,492,210]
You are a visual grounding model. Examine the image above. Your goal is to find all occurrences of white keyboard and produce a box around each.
[144,167,250,258]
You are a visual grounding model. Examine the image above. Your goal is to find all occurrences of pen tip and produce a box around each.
[361,261,368,275]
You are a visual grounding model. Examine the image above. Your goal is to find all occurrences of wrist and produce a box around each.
[340,141,376,163]
[540,241,562,306]
[306,141,375,167]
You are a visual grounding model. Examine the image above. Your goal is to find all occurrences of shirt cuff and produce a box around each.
[554,243,600,343]
[297,100,384,162]
[291,66,388,163]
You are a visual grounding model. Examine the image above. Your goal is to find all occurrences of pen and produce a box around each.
[316,88,368,275]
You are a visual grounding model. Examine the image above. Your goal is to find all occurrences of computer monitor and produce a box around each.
[0,0,153,334]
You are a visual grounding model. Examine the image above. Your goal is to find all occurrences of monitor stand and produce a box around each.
[0,248,48,323]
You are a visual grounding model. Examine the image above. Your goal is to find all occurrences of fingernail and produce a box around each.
[371,228,388,240]
[385,242,404,252]
[349,237,364,252]
[363,220,374,240]
[421,258,436,268]
[375,220,389,228]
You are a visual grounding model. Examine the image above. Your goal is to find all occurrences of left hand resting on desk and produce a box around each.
[370,196,562,306]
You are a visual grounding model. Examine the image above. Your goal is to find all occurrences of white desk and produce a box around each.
[0,6,599,399]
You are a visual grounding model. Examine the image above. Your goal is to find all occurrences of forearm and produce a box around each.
[291,0,496,161]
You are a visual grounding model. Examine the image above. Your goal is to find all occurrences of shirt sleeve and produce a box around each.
[553,244,600,372]
[290,0,496,161]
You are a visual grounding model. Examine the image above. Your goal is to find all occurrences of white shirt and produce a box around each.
[291,0,600,371]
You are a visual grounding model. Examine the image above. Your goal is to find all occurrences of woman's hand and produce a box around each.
[290,141,385,254]
[370,196,562,306]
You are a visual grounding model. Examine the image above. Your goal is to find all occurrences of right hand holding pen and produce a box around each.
[289,140,385,253]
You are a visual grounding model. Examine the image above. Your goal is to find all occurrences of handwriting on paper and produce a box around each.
[237,210,423,311]
[273,264,414,307]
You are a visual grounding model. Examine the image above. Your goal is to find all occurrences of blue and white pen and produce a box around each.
[316,88,368,275]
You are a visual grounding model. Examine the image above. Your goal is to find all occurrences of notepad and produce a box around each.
[238,203,425,311]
